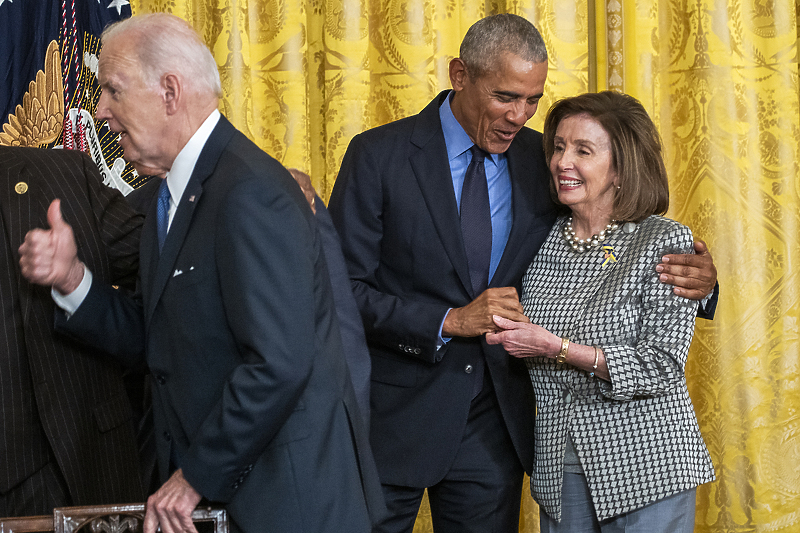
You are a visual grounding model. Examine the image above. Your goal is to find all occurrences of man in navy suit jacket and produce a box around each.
[328,14,718,533]
[20,13,382,533]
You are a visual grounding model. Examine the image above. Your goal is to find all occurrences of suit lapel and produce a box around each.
[140,194,160,320]
[491,132,558,287]
[145,177,203,322]
[144,117,237,322]
[410,92,474,298]
[491,139,537,287]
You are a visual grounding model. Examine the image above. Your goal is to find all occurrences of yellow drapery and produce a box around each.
[594,2,800,532]
[129,1,800,531]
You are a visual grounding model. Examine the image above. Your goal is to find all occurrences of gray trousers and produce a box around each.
[540,472,697,533]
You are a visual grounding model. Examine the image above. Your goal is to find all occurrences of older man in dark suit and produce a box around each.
[0,146,144,516]
[20,13,382,533]
[328,13,718,533]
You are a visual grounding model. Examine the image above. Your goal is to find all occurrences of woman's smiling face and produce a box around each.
[549,113,619,216]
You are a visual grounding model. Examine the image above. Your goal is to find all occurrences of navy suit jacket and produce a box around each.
[328,91,561,486]
[59,117,384,532]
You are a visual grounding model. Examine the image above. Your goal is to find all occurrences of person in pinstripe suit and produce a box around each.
[487,92,715,532]
[0,146,145,515]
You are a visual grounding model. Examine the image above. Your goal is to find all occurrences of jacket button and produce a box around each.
[413,348,421,355]
[156,374,166,385]
[464,364,473,374]
[163,431,171,441]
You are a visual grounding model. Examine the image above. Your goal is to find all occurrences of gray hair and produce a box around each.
[459,14,548,79]
[102,13,222,98]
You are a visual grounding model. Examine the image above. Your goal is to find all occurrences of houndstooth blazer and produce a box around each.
[521,215,715,522]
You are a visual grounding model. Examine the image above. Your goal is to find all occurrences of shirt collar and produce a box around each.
[439,91,498,165]
[165,108,221,205]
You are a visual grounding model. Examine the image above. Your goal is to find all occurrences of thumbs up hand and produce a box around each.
[19,199,85,294]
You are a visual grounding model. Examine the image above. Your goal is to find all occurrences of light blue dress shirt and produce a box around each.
[439,92,513,280]
[437,92,514,346]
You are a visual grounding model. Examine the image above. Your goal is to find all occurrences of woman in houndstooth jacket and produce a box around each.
[487,91,715,532]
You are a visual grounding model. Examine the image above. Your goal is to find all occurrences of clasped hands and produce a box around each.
[444,239,717,351]
[440,287,566,358]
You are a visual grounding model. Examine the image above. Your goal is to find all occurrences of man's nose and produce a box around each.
[507,99,540,126]
[95,92,110,122]
[506,101,528,126]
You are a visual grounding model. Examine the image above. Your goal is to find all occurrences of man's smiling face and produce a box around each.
[450,53,548,154]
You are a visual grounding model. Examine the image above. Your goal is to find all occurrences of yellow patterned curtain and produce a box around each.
[592,1,800,532]
[130,0,575,198]
[129,1,799,532]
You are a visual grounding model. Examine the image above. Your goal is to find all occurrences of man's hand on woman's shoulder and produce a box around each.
[656,239,717,300]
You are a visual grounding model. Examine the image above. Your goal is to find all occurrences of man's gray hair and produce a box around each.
[102,13,222,98]
[459,14,548,79]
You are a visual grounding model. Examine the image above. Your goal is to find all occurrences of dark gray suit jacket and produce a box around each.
[314,197,371,428]
[59,117,384,532]
[0,146,144,509]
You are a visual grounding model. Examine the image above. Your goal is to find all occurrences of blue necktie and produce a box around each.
[460,145,492,296]
[156,179,171,253]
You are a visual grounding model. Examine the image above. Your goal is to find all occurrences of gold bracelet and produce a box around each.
[556,337,569,364]
[590,345,599,378]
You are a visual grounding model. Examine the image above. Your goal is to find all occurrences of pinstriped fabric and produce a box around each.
[0,174,52,503]
[0,460,69,516]
[0,146,144,514]
[521,215,715,522]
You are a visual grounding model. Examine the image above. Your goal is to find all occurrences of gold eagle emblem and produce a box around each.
[0,40,64,147]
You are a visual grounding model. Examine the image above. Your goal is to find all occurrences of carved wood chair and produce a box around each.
[52,504,227,533]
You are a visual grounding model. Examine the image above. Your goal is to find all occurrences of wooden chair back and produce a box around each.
[53,504,227,533]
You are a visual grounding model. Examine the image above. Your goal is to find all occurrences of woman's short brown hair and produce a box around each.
[542,91,669,222]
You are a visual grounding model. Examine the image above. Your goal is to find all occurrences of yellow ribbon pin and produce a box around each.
[602,245,617,267]
[15,182,28,194]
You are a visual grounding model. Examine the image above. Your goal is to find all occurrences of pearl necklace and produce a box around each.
[562,217,619,252]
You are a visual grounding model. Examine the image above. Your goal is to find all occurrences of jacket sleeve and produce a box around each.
[598,223,699,400]
[328,133,451,364]
[697,281,719,320]
[54,275,146,367]
[79,151,144,290]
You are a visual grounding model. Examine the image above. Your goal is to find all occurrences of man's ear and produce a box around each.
[449,58,469,92]
[162,73,181,115]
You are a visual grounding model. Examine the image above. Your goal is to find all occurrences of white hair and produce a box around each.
[102,13,222,98]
